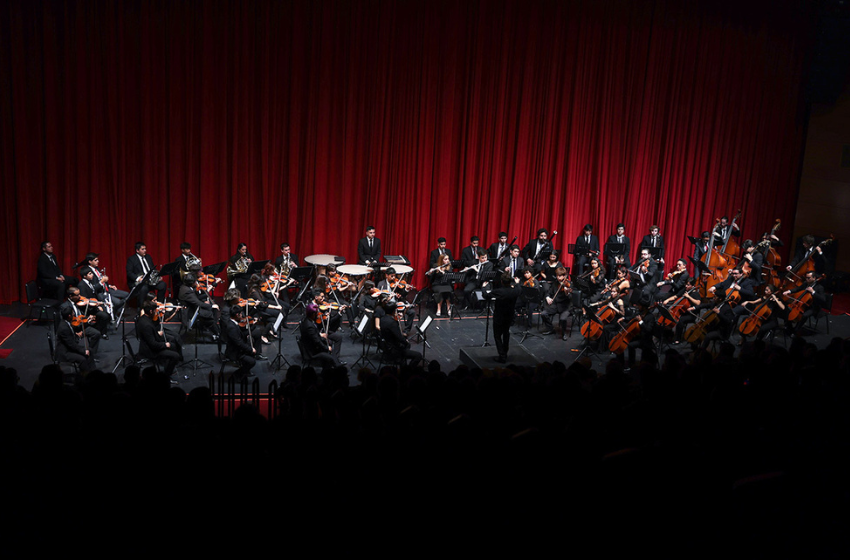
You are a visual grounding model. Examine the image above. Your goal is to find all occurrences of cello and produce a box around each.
[781,236,833,291]
[581,291,622,341]
[737,286,784,337]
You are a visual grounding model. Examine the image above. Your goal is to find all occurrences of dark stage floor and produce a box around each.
[2,299,848,392]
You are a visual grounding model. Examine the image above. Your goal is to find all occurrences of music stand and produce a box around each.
[352,313,376,369]
[178,307,212,378]
[605,242,626,274]
[385,255,410,265]
[159,262,179,300]
[416,315,434,362]
[289,266,315,316]
[203,261,228,296]
[515,285,544,343]
[111,277,150,372]
[573,310,604,362]
[442,272,466,321]
[645,246,663,261]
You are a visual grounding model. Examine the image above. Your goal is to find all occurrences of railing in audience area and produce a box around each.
[208,373,280,419]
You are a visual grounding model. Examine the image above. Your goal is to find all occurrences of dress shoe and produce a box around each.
[541,329,555,335]
[256,354,268,361]
[562,333,568,341]
[102,334,109,340]
[494,355,507,363]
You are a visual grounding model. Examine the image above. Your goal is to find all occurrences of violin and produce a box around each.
[70,314,95,327]
[238,316,260,328]
[389,279,416,292]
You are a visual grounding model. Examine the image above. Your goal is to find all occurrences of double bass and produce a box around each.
[758,219,782,288]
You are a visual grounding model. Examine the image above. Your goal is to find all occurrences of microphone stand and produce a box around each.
[112,277,148,372]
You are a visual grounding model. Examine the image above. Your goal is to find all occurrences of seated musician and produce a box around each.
[275,242,299,271]
[540,266,571,340]
[594,264,627,305]
[574,224,600,276]
[126,242,167,306]
[246,273,284,341]
[61,285,110,340]
[56,307,98,372]
[522,228,552,271]
[632,248,660,303]
[499,245,523,281]
[430,237,453,269]
[654,258,689,300]
[516,267,544,316]
[227,243,254,297]
[310,290,346,363]
[378,267,416,330]
[137,299,184,377]
[664,276,701,344]
[173,242,198,287]
[538,250,564,288]
[427,254,454,317]
[463,249,494,309]
[605,223,631,279]
[783,270,827,337]
[595,286,629,352]
[639,226,665,265]
[37,241,78,301]
[702,268,756,348]
[738,240,764,285]
[83,253,128,313]
[224,306,258,376]
[583,257,607,303]
[379,302,423,366]
[178,274,221,340]
[300,303,342,369]
[737,284,787,345]
[488,232,510,263]
[77,267,116,337]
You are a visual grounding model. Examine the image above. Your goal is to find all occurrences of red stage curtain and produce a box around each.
[0,0,811,303]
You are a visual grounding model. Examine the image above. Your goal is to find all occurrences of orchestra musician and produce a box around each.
[639,225,665,264]
[311,290,346,363]
[300,303,342,369]
[178,274,221,340]
[786,235,826,275]
[538,250,564,288]
[631,248,660,301]
[663,277,701,344]
[427,253,454,317]
[783,270,827,337]
[357,226,381,266]
[713,216,740,246]
[126,242,167,306]
[692,232,713,262]
[37,241,78,301]
[605,223,631,279]
[500,245,523,281]
[701,268,757,348]
[55,307,98,372]
[246,273,284,341]
[379,302,423,366]
[137,299,184,377]
[173,242,198,285]
[379,267,416,330]
[227,243,254,297]
[462,249,494,309]
[516,266,544,316]
[583,257,607,303]
[224,306,258,377]
[540,266,572,340]
[574,224,600,276]
[595,286,628,352]
[58,287,104,351]
[738,240,764,285]
[522,228,553,269]
[485,273,522,363]
[488,232,510,263]
[737,284,787,345]
[460,236,482,268]
[77,267,116,337]
[429,237,453,269]
[655,258,689,300]
[82,253,128,314]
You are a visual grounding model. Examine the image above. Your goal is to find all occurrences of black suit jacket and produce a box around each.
[605,235,631,267]
[300,318,331,356]
[574,235,600,256]
[55,320,88,361]
[274,254,300,269]
[137,315,170,359]
[126,253,156,287]
[640,234,665,261]
[499,255,523,277]
[358,237,381,265]
[224,318,254,360]
[379,314,410,355]
[521,239,552,264]
[429,248,453,269]
[486,285,522,327]
[37,252,63,282]
[460,246,480,268]
[489,242,510,262]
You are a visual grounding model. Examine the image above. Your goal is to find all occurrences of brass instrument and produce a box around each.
[146,268,161,287]
[179,253,203,279]
[279,257,293,276]
[227,256,250,280]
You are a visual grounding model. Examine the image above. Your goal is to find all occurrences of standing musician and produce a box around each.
[692,231,713,262]
[227,243,254,297]
[488,232,510,263]
[786,235,826,275]
[713,216,740,246]
[737,240,764,285]
[460,236,482,268]
[137,299,184,377]
[357,225,382,266]
[429,237,453,269]
[574,224,600,276]
[59,287,104,351]
[37,241,78,301]
[500,245,523,282]
[56,307,98,372]
[540,266,572,340]
[224,306,258,377]
[522,228,553,270]
[178,274,221,340]
[783,270,827,337]
[126,241,167,306]
[379,302,423,366]
[378,267,416,331]
[639,225,665,265]
[462,249,494,309]
[300,303,342,369]
[655,258,689,300]
[605,223,631,279]
[427,254,455,317]
[82,253,128,314]
[77,267,116,337]
[485,273,522,363]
